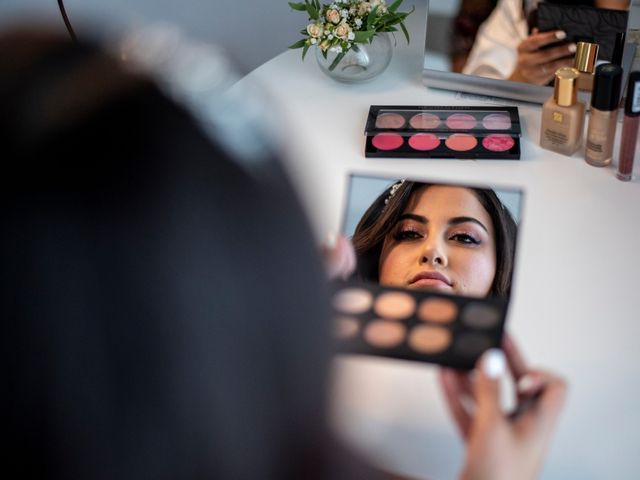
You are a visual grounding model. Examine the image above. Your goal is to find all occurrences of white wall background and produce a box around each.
[0,0,299,73]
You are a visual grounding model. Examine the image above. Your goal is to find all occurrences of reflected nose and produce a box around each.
[419,238,447,267]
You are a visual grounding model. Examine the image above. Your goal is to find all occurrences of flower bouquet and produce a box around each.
[288,0,414,72]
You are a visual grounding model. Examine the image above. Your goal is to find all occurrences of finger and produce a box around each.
[473,349,507,418]
[545,56,576,76]
[515,369,568,435]
[323,234,356,280]
[532,43,577,64]
[439,368,473,438]
[518,30,567,53]
[502,333,527,380]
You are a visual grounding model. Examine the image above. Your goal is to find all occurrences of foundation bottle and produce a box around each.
[573,42,599,92]
[540,67,585,156]
[585,63,622,167]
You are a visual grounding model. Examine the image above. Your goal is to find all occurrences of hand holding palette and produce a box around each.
[364,105,522,159]
[332,281,508,369]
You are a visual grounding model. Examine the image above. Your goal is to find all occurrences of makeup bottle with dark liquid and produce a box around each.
[585,63,622,167]
[617,71,640,181]
[540,67,585,156]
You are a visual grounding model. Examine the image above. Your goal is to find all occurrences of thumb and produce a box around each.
[474,348,507,418]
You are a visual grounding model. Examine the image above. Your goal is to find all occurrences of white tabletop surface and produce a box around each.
[235,2,640,479]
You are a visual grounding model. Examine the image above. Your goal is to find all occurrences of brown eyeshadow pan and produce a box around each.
[374,290,416,320]
[364,320,406,348]
[418,298,458,324]
[408,325,451,353]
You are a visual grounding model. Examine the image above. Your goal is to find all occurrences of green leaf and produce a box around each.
[388,0,403,13]
[399,21,410,44]
[288,2,307,11]
[353,30,376,43]
[329,51,346,71]
[288,39,307,49]
[302,43,311,60]
[366,5,379,30]
[306,3,319,20]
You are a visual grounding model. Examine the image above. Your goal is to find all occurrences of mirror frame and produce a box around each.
[421,0,639,104]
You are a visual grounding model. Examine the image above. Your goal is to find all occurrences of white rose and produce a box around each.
[319,39,331,51]
[334,23,351,40]
[358,2,372,16]
[326,9,341,24]
[306,23,324,39]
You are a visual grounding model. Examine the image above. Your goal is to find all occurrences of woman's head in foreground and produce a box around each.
[0,27,363,480]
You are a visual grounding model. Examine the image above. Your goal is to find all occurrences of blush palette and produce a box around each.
[364,105,522,160]
[331,281,508,369]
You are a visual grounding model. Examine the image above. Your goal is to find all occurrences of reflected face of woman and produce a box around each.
[378,186,496,297]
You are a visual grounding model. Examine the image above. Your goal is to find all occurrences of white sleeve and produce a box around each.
[462,0,529,80]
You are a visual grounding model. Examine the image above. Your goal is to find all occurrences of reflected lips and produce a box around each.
[409,271,451,289]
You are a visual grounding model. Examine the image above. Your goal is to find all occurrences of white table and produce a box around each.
[235,3,640,479]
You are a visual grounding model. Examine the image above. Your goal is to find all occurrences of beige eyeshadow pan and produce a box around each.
[364,320,406,348]
[408,325,451,353]
[332,288,373,315]
[418,297,458,324]
[374,290,416,320]
[375,112,406,129]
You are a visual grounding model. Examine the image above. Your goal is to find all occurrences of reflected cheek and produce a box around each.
[379,248,411,286]
[453,253,496,297]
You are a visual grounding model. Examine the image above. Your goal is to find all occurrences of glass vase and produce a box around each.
[315,33,393,83]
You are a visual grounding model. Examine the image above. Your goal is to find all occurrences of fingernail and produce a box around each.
[517,373,538,394]
[326,232,337,249]
[555,30,567,40]
[568,43,577,53]
[482,349,506,379]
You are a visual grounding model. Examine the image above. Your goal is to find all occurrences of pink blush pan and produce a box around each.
[482,134,515,152]
[446,113,477,130]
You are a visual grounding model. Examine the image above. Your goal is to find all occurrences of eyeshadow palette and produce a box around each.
[331,280,508,369]
[364,105,522,160]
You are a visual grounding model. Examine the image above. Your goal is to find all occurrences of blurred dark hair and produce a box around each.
[351,181,518,297]
[0,27,375,480]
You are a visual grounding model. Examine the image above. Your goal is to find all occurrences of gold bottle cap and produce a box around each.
[554,67,579,107]
[573,42,599,74]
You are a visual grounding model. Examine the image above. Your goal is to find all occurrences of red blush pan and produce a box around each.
[372,133,404,150]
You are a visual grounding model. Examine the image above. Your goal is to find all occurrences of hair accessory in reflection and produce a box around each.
[385,179,406,205]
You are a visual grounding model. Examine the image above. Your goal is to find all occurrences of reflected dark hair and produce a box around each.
[351,181,518,297]
[0,28,377,480]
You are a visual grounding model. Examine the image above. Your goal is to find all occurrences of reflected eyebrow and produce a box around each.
[397,214,489,233]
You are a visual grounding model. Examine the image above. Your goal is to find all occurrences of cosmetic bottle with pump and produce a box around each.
[574,42,599,92]
[540,67,585,156]
[585,63,622,167]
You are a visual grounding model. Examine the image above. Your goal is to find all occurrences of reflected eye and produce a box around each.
[393,228,423,241]
[450,233,480,245]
